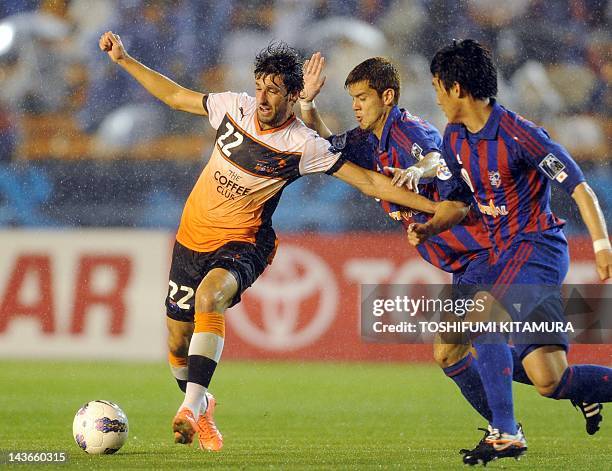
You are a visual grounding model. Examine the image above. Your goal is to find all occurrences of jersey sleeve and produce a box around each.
[436,131,474,204]
[206,92,250,130]
[395,120,441,164]
[516,122,586,194]
[299,133,343,175]
[325,127,374,170]
[435,169,474,204]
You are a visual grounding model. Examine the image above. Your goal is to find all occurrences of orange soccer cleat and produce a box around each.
[197,392,223,451]
[172,407,200,446]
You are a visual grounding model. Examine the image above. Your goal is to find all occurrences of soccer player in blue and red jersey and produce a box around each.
[299,55,548,435]
[412,39,612,465]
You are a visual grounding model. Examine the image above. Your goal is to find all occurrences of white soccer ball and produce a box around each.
[72,400,129,455]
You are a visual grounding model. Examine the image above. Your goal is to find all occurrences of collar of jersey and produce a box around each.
[368,105,402,152]
[254,113,296,135]
[457,99,502,141]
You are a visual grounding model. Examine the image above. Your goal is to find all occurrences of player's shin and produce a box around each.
[442,351,493,422]
[548,365,612,403]
[180,312,225,415]
[473,341,517,434]
[435,341,492,422]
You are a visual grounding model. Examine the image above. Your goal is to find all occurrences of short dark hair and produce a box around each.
[430,39,497,100]
[344,57,400,105]
[254,42,304,95]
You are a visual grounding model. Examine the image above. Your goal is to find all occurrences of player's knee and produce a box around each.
[167,334,189,359]
[433,343,468,368]
[195,286,231,313]
[533,377,561,397]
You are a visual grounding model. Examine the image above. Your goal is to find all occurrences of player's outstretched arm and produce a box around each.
[571,182,612,280]
[406,201,469,246]
[300,52,332,138]
[332,161,437,214]
[99,31,207,116]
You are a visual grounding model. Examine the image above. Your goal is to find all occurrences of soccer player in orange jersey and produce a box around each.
[99,31,440,451]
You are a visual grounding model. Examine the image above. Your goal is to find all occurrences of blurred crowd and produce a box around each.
[0,0,610,232]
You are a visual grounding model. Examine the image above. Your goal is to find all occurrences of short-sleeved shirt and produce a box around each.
[442,100,586,251]
[176,92,341,252]
[333,106,491,273]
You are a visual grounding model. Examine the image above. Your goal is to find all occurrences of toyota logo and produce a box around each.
[228,245,338,350]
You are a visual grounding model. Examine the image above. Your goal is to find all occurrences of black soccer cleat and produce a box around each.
[572,401,603,435]
[460,424,527,467]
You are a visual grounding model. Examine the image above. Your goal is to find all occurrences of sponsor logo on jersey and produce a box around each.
[388,209,419,221]
[436,158,452,181]
[411,143,423,160]
[539,153,566,180]
[254,155,287,175]
[213,170,252,200]
[488,171,501,188]
[477,199,508,218]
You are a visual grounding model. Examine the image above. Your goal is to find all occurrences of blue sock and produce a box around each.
[443,352,492,422]
[509,346,532,385]
[473,342,517,434]
[549,365,612,403]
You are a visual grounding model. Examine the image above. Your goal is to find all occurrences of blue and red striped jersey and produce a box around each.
[332,106,491,273]
[442,100,586,251]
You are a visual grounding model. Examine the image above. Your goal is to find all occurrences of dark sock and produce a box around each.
[176,378,187,392]
[187,355,217,388]
[443,352,493,422]
[549,365,612,403]
[474,342,517,434]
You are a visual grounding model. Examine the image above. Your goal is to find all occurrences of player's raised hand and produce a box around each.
[384,166,424,192]
[595,248,612,281]
[407,223,432,246]
[99,31,127,63]
[300,52,326,102]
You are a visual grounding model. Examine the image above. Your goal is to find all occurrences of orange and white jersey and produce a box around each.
[176,91,341,253]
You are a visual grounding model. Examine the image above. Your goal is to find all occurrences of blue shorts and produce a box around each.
[484,227,570,359]
[452,249,491,286]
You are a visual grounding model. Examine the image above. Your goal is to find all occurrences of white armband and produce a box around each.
[593,238,611,253]
[299,100,315,111]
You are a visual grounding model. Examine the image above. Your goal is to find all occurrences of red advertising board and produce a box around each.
[0,230,609,364]
[225,234,612,364]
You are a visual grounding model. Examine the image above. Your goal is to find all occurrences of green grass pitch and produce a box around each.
[1,360,610,469]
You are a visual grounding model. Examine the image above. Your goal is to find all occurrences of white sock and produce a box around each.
[189,332,224,361]
[170,365,187,382]
[180,382,206,416]
[200,393,209,414]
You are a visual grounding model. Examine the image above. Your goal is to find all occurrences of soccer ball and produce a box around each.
[72,400,129,454]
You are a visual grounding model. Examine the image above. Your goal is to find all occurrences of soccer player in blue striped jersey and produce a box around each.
[413,39,612,465]
[299,55,545,436]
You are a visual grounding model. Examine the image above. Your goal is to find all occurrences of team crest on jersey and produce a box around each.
[436,158,452,181]
[488,171,501,188]
[411,143,423,160]
[539,153,566,181]
[329,133,347,153]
